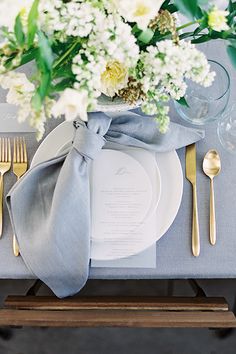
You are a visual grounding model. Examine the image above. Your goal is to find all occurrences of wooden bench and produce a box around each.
[0,280,236,328]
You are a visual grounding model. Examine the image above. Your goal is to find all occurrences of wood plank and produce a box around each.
[0,309,235,328]
[4,296,229,312]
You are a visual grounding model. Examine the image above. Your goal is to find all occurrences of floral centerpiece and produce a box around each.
[0,0,235,138]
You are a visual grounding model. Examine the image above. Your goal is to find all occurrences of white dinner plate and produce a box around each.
[31,121,183,260]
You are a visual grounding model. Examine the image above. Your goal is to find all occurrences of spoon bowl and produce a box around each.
[203,150,221,179]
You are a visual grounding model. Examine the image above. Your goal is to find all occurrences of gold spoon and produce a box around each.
[203,150,221,245]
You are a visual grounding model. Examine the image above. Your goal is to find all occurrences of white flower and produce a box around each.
[0,0,34,31]
[0,72,35,105]
[208,7,229,32]
[113,0,164,30]
[51,88,89,122]
[100,60,129,97]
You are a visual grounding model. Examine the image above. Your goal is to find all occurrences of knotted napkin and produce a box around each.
[7,111,204,298]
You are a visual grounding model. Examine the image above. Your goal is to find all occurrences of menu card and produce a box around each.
[91,148,160,268]
[0,103,36,133]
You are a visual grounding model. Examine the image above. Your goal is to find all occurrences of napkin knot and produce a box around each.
[73,122,106,160]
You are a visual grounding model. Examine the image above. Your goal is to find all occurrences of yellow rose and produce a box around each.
[208,7,229,32]
[101,60,128,97]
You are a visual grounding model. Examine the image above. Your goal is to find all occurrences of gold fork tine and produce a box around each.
[13,138,16,163]
[1,138,3,163]
[3,138,6,163]
[4,138,6,162]
[6,138,8,162]
[0,138,2,162]
[5,138,8,162]
[20,137,24,163]
[8,138,11,162]
[2,138,5,162]
[23,137,27,163]
[1,138,3,162]
[16,137,20,163]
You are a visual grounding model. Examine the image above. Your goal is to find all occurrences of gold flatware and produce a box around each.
[12,137,28,256]
[186,143,200,257]
[0,138,11,238]
[203,150,221,246]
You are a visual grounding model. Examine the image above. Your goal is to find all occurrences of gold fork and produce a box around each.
[0,138,11,238]
[12,137,28,256]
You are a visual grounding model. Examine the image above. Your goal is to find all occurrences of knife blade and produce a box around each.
[186,143,200,257]
[186,143,197,185]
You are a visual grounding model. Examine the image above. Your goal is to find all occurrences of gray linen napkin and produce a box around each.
[6,111,204,298]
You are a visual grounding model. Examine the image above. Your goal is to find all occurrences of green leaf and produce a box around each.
[161,0,171,10]
[174,0,198,20]
[227,45,236,69]
[138,28,154,44]
[131,24,140,35]
[193,16,208,36]
[27,0,39,47]
[52,78,74,92]
[191,34,210,43]
[38,71,51,98]
[52,64,74,79]
[20,47,38,66]
[228,0,236,12]
[165,4,179,13]
[195,6,204,19]
[198,0,208,5]
[176,97,189,108]
[31,90,42,111]
[31,72,51,111]
[229,38,236,47]
[210,30,230,40]
[37,31,54,72]
[179,32,194,40]
[14,14,25,47]
[228,9,236,25]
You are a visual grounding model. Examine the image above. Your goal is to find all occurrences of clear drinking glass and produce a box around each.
[174,60,230,125]
[217,103,236,154]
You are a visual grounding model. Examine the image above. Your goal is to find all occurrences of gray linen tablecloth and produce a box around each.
[0,41,236,281]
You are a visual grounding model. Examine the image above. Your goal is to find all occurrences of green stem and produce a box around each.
[53,39,81,69]
[177,19,202,32]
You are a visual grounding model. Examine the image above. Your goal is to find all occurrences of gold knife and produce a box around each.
[186,143,200,257]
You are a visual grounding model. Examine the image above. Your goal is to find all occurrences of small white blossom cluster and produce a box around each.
[87,14,139,66]
[135,40,215,132]
[72,52,106,105]
[39,0,67,41]
[140,40,215,100]
[0,72,53,139]
[0,72,35,121]
[39,0,107,41]
[0,0,33,31]
[112,0,164,31]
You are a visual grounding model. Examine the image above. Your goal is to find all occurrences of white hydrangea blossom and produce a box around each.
[140,40,215,100]
[136,40,215,132]
[0,71,52,139]
[39,0,67,41]
[39,0,108,41]
[113,0,164,30]
[0,0,34,31]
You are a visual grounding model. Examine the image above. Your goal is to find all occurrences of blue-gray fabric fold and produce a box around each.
[6,111,204,298]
